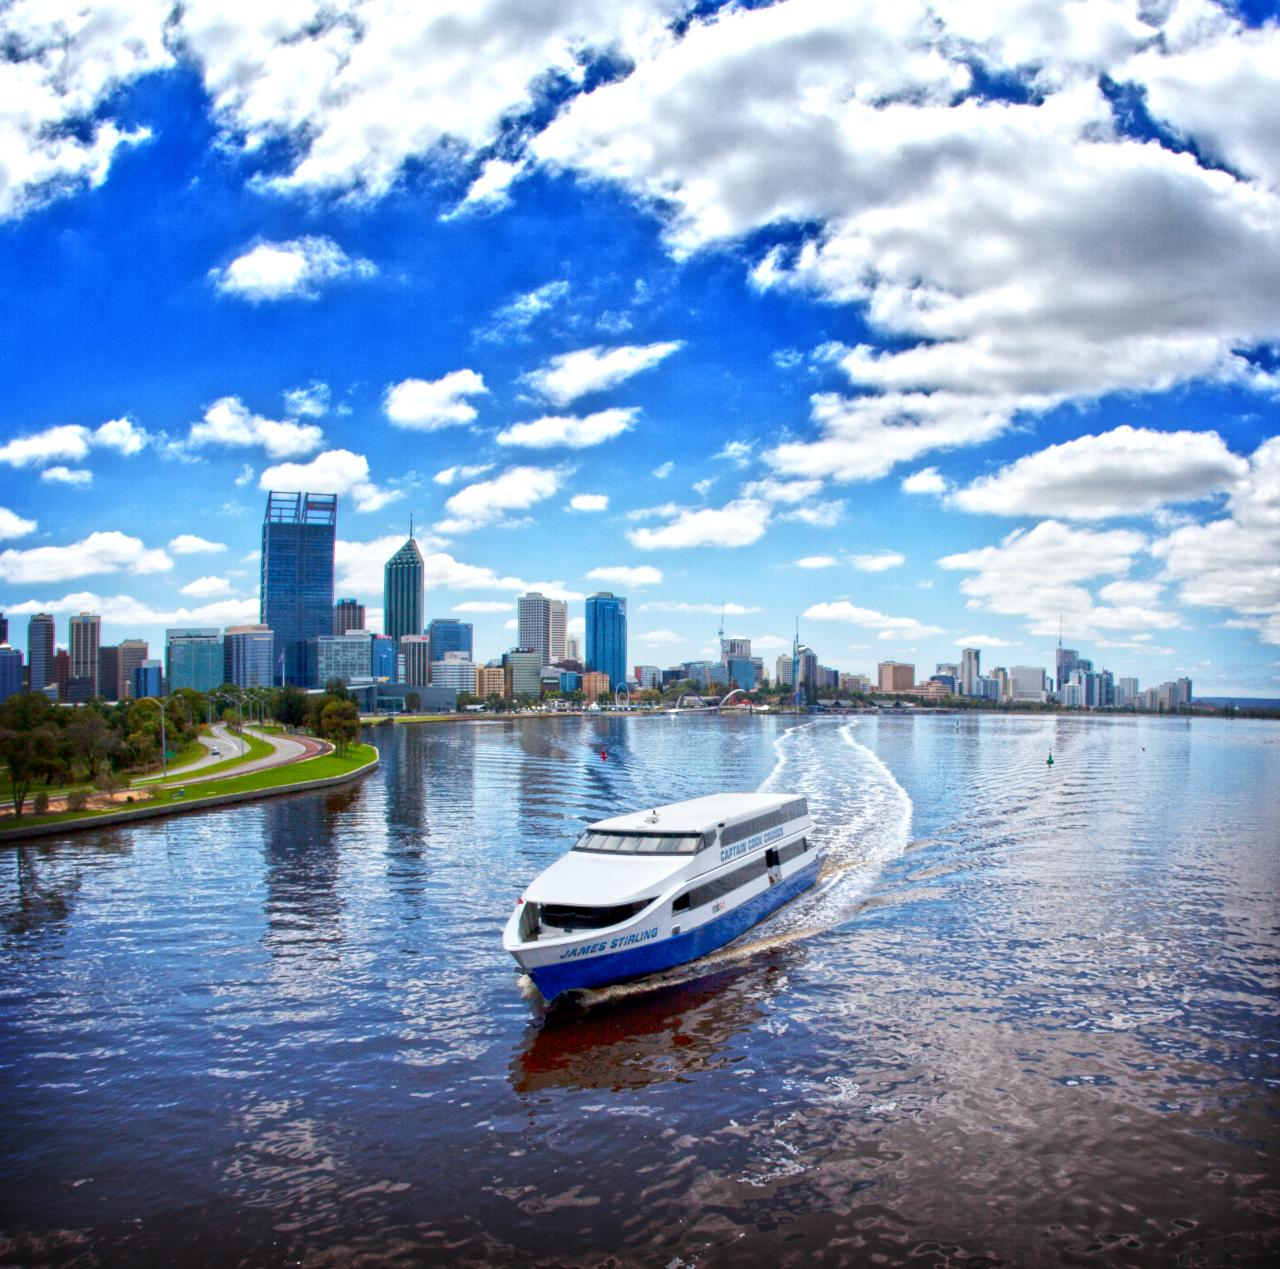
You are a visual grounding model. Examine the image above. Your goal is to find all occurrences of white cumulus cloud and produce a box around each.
[627,498,770,551]
[902,467,947,495]
[436,466,567,534]
[169,534,226,554]
[497,407,638,449]
[188,397,324,459]
[523,341,682,406]
[180,575,233,597]
[951,426,1249,520]
[568,493,609,512]
[259,449,402,514]
[211,236,376,301]
[850,551,906,573]
[384,370,488,430]
[0,507,37,540]
[939,519,1179,638]
[0,531,172,584]
[40,465,92,485]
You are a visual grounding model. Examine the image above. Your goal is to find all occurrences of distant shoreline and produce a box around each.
[365,706,1280,725]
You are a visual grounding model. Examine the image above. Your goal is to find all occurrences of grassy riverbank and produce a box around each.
[0,744,378,835]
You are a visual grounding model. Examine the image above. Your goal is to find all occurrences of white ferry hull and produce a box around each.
[508,852,821,1001]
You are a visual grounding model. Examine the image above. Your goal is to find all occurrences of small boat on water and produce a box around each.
[503,792,820,1001]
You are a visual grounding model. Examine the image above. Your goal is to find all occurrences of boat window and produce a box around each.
[540,898,653,931]
[777,836,811,866]
[672,854,770,913]
[717,799,809,848]
[574,832,700,854]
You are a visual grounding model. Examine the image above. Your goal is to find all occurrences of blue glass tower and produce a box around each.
[585,591,627,690]
[261,491,337,687]
[427,618,473,664]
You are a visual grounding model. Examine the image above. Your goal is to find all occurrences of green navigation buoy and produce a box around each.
[1047,752,1054,766]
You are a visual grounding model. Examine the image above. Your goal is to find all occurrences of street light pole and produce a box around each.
[156,697,168,779]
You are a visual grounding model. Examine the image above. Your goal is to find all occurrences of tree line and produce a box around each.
[0,681,360,818]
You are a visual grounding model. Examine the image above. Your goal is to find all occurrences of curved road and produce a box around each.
[174,727,329,787]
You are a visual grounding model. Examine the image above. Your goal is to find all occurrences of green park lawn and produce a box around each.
[1,744,378,831]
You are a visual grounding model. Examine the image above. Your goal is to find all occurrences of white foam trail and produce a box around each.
[568,719,912,1005]
[750,719,912,937]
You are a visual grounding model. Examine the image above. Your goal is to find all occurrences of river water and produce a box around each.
[1,713,1277,1266]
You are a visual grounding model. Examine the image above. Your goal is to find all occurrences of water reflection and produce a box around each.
[512,959,784,1093]
[261,795,342,959]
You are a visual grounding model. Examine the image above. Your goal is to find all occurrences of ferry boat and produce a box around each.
[503,792,819,1001]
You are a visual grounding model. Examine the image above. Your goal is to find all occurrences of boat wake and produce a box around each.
[557,719,912,1008]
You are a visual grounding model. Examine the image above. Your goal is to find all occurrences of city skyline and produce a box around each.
[1,2,1278,696]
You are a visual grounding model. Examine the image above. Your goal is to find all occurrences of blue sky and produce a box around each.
[1,0,1278,694]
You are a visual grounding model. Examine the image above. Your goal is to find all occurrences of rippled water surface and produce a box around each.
[2,714,1277,1266]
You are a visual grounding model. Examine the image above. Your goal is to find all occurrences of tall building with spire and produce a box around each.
[384,533,425,644]
[261,490,337,686]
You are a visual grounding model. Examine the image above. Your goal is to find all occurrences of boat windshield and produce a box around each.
[574,831,702,855]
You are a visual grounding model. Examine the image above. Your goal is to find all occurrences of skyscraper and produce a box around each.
[384,537,425,644]
[960,647,981,696]
[399,634,431,685]
[27,613,54,692]
[224,625,275,688]
[1055,645,1079,699]
[69,612,101,696]
[585,592,627,690]
[98,645,122,701]
[333,598,366,635]
[261,490,337,686]
[0,611,7,644]
[427,618,473,664]
[518,592,556,666]
[548,599,567,662]
[166,628,224,692]
[0,646,22,703]
[118,639,149,699]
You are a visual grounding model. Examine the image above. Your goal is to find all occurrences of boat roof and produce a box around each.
[589,792,803,835]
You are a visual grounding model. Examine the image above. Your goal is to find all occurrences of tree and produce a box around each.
[65,711,117,782]
[274,685,309,729]
[0,722,59,816]
[404,691,421,713]
[317,699,359,753]
[324,678,350,701]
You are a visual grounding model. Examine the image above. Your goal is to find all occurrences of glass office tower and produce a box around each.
[27,612,55,692]
[261,491,337,686]
[384,537,425,644]
[427,618,473,665]
[585,591,627,690]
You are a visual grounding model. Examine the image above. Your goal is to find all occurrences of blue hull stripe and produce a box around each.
[529,855,821,1000]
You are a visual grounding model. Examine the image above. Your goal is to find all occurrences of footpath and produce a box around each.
[0,729,379,843]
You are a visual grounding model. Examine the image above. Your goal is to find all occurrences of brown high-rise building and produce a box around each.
[333,598,366,635]
[52,648,70,700]
[118,640,149,699]
[877,660,916,692]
